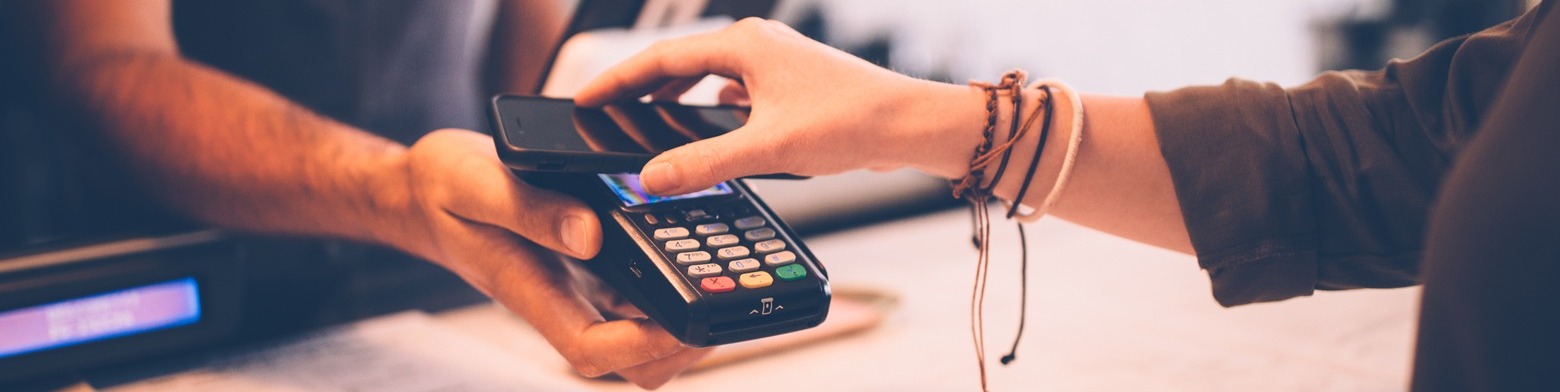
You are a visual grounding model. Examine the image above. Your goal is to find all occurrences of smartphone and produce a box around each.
[489,95,831,347]
[489,94,750,173]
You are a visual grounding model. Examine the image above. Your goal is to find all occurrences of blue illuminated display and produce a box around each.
[0,277,202,358]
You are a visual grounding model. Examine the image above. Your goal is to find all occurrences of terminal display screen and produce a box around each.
[599,173,733,207]
[0,277,201,358]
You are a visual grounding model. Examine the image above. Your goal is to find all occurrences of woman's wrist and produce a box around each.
[888,78,992,180]
[883,76,1081,207]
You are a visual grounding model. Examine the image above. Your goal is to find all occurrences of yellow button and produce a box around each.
[738,271,773,289]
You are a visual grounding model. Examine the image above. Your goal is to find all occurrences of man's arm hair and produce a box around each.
[30,0,418,245]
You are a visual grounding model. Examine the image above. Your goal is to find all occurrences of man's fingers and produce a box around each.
[421,129,603,259]
[486,181,601,260]
[418,131,696,384]
[460,170,602,260]
[576,29,744,107]
[561,318,688,378]
[578,268,650,320]
[638,129,775,195]
[470,242,687,379]
[615,347,714,389]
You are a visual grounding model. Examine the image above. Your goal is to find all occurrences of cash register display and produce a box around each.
[598,173,733,207]
[0,277,201,358]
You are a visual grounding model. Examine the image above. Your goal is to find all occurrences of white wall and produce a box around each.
[778,0,1387,94]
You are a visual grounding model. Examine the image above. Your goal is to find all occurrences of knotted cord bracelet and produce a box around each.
[954,70,1024,392]
[953,69,1068,392]
[952,71,1090,391]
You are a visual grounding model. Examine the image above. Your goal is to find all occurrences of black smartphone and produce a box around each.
[488,95,831,347]
[489,94,750,173]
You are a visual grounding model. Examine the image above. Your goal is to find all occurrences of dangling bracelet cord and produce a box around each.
[955,70,1024,392]
[1001,84,1054,366]
[953,71,1083,391]
[952,69,1049,391]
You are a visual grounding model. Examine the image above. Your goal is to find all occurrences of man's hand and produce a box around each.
[29,0,710,386]
[394,129,710,389]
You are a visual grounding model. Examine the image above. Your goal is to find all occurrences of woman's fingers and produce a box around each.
[604,103,692,152]
[575,18,790,107]
[716,79,750,106]
[579,17,912,195]
[647,76,706,103]
[575,32,733,106]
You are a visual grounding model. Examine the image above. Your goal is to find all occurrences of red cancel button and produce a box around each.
[700,276,735,293]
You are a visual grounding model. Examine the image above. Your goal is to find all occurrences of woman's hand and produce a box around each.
[576,18,987,195]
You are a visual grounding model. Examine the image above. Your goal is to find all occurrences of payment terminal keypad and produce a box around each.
[638,203,808,294]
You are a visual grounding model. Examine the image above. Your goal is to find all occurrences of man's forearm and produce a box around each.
[57,51,416,246]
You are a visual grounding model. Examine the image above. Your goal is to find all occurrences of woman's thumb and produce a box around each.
[639,132,768,195]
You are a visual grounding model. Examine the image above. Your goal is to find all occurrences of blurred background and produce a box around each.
[750,0,1531,231]
[0,0,1536,390]
[0,0,1536,251]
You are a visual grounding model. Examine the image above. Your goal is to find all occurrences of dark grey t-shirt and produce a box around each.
[1145,2,1550,306]
[172,0,497,145]
[166,1,505,318]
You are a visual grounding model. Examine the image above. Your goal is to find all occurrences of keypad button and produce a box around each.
[734,216,766,230]
[665,239,700,252]
[754,239,787,253]
[675,251,712,265]
[728,258,761,273]
[688,263,723,277]
[739,271,774,289]
[643,214,660,225]
[695,223,730,235]
[700,276,735,293]
[775,264,807,281]
[653,227,690,240]
[743,227,776,241]
[764,251,797,266]
[684,209,711,221]
[706,234,740,247]
[716,246,751,260]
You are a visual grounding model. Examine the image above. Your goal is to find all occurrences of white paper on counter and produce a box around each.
[106,311,587,392]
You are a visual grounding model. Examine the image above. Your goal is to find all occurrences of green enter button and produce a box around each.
[774,264,807,281]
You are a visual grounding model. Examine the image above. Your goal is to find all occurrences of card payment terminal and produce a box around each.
[521,172,829,347]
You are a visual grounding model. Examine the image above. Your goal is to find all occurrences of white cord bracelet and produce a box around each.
[1009,79,1084,222]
